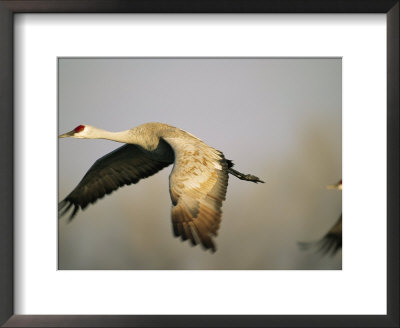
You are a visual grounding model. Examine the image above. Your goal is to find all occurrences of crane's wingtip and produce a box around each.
[58,199,67,211]
[58,200,80,222]
[58,200,72,218]
[298,237,341,257]
[315,235,342,257]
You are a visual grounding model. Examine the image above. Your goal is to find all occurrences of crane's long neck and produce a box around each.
[90,127,156,150]
[90,128,135,143]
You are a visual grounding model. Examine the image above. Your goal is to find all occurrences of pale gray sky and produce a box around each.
[58,58,341,270]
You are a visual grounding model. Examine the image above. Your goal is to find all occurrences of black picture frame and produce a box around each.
[0,1,398,327]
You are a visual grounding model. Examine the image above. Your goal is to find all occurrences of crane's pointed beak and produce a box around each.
[59,130,75,138]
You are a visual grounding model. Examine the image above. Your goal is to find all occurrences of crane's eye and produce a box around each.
[74,125,85,133]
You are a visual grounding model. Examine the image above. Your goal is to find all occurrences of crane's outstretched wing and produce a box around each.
[299,215,342,256]
[163,136,229,252]
[59,142,174,221]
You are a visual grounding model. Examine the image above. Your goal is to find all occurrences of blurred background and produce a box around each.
[58,58,341,270]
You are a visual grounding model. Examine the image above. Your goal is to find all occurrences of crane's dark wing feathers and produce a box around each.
[59,143,173,221]
[298,215,342,256]
[315,231,342,256]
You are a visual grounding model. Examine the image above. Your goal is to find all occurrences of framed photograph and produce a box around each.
[1,1,398,327]
[57,57,342,270]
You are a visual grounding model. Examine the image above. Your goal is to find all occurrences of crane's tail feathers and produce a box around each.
[226,159,234,168]
[228,167,264,183]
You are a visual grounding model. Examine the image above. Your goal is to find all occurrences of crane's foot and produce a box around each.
[228,168,264,183]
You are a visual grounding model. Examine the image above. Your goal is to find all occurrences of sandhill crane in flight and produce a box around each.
[59,122,264,252]
[299,180,342,256]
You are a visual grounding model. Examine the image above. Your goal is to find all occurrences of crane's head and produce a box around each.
[59,125,90,138]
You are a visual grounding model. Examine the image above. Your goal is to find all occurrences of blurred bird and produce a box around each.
[299,180,342,256]
[59,122,264,252]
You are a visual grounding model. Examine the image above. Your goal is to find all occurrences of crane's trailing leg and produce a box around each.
[228,167,264,183]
